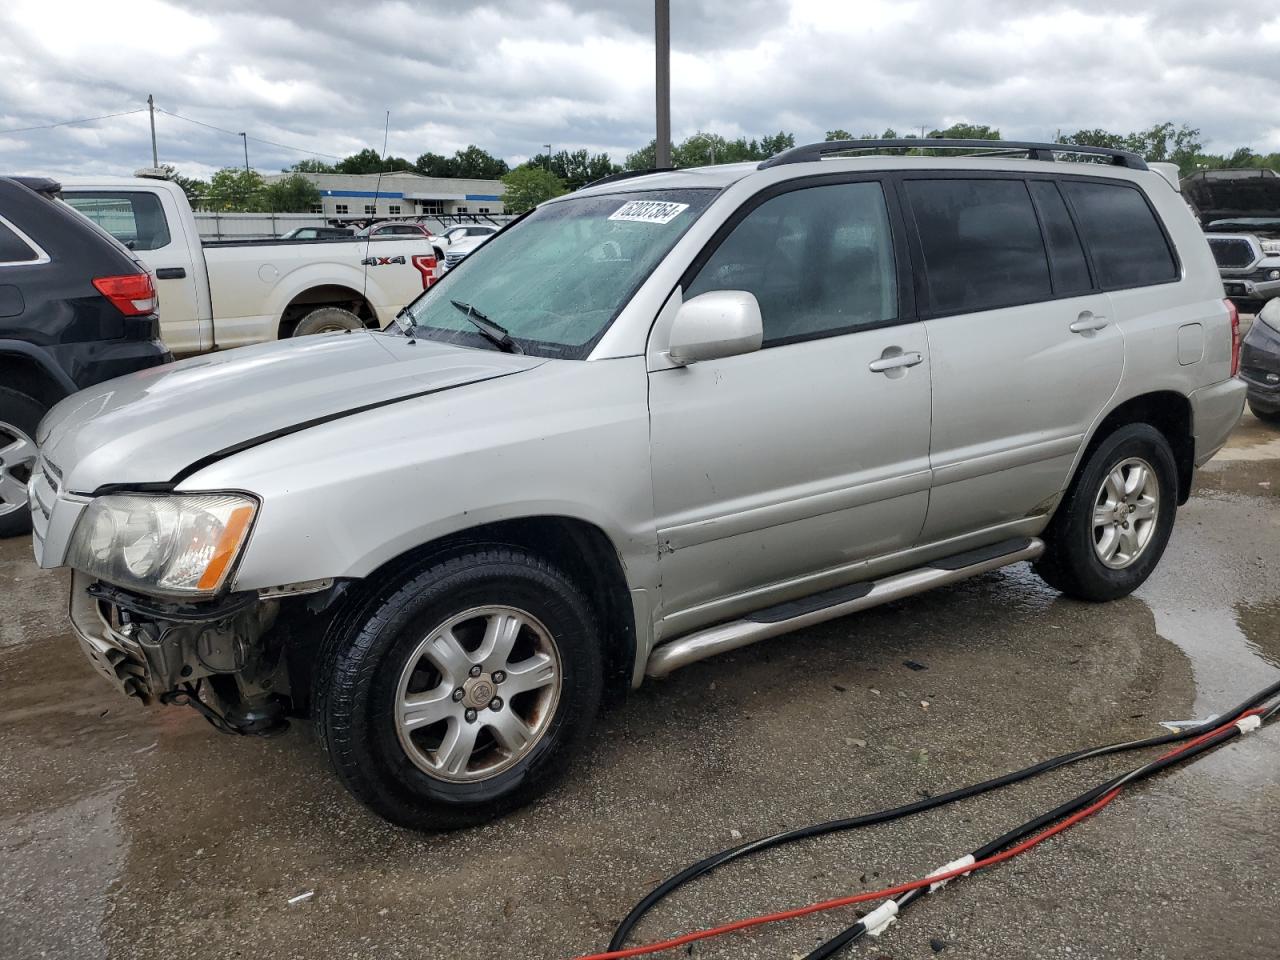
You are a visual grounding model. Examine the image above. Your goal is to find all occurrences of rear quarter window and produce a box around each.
[1060,181,1178,289]
[0,219,39,263]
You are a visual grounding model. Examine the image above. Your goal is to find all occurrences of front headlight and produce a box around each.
[68,493,258,599]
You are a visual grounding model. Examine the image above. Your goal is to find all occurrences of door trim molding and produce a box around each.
[931,433,1084,487]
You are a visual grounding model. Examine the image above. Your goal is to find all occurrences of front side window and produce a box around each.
[62,191,171,251]
[399,188,716,359]
[1060,181,1178,290]
[685,181,898,346]
[905,178,1051,315]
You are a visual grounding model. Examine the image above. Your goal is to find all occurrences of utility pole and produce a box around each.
[655,0,671,168]
[543,144,552,171]
[239,132,249,173]
[147,94,158,168]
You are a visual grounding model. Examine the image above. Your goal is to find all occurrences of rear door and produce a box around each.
[647,177,933,633]
[62,188,206,353]
[902,174,1123,542]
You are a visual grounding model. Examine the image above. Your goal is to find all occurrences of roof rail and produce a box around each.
[580,167,674,189]
[758,139,1148,171]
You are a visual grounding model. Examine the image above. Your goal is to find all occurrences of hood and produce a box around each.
[39,330,546,493]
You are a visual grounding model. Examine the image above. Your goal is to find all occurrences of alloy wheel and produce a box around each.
[1092,456,1159,570]
[0,421,36,520]
[394,605,562,782]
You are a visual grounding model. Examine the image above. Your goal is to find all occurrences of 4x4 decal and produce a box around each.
[360,255,406,266]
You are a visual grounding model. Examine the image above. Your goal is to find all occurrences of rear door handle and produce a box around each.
[868,351,924,373]
[155,267,187,280]
[1069,312,1109,334]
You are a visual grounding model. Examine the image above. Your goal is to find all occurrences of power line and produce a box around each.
[0,107,148,136]
[155,107,344,160]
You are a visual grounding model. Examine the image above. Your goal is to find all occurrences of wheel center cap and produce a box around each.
[462,674,495,709]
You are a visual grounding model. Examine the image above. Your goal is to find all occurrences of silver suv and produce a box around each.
[28,139,1245,829]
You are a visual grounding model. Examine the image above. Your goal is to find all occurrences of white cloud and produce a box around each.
[0,0,1277,179]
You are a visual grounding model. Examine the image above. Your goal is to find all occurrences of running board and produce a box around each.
[645,537,1044,678]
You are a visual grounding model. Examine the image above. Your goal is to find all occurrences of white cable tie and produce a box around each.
[1236,715,1262,735]
[861,899,899,937]
[927,854,976,893]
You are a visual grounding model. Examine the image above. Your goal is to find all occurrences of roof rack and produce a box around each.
[758,139,1148,171]
[581,167,674,190]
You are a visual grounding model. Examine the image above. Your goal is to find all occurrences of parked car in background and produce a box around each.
[60,177,439,352]
[279,226,355,240]
[1186,169,1280,311]
[32,139,1243,829]
[355,221,433,240]
[1241,298,1280,424]
[442,229,496,270]
[432,223,500,261]
[0,175,169,536]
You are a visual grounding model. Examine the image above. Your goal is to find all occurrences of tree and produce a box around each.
[1058,122,1203,175]
[204,168,267,211]
[825,129,853,141]
[525,149,620,190]
[156,164,207,207]
[626,131,797,170]
[500,166,565,212]
[335,148,412,174]
[415,151,455,177]
[452,145,509,179]
[625,139,658,171]
[263,173,321,212]
[286,158,335,173]
[929,122,1000,140]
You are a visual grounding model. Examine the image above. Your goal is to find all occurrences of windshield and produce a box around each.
[395,188,716,358]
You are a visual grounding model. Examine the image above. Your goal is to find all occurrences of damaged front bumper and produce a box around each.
[68,572,289,733]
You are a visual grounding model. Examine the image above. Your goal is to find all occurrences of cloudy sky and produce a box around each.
[0,0,1275,180]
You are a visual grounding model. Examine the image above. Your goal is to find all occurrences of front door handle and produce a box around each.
[868,350,924,373]
[1069,312,1109,334]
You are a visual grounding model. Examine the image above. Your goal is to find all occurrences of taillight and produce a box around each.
[1225,298,1241,376]
[411,254,439,290]
[93,273,156,316]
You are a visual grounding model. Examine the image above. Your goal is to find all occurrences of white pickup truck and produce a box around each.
[59,176,440,353]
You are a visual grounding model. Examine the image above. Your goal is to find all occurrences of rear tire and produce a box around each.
[314,546,603,830]
[292,306,363,337]
[1034,423,1178,602]
[1249,400,1280,425]
[0,387,45,538]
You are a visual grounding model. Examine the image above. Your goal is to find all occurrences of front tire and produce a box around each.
[315,547,603,830]
[1034,423,1178,602]
[0,387,46,538]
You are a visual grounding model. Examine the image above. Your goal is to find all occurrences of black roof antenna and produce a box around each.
[361,109,392,307]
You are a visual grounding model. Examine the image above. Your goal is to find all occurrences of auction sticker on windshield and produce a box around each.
[608,200,690,225]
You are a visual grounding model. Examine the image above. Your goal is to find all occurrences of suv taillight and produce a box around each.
[1226,298,1241,376]
[93,273,157,316]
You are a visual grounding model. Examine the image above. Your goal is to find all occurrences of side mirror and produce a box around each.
[667,290,764,365]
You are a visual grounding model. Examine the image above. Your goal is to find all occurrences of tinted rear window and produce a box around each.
[905,178,1051,315]
[0,219,38,263]
[1028,180,1092,296]
[1060,181,1178,289]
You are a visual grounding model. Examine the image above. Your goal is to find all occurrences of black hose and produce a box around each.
[608,679,1280,953]
[802,711,1270,960]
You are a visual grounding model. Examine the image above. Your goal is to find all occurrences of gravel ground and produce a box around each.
[2,412,1278,960]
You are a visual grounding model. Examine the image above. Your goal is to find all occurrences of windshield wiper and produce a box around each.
[450,299,522,354]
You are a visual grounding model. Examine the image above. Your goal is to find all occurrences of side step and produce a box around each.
[645,537,1044,678]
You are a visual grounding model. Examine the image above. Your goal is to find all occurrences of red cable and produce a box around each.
[573,709,1263,960]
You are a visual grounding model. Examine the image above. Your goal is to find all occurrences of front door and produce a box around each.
[647,178,933,636]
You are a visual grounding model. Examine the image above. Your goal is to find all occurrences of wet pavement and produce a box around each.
[3,414,1279,960]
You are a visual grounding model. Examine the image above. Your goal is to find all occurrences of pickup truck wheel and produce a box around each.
[314,546,603,830]
[0,387,44,538]
[292,306,363,337]
[1034,423,1177,602]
